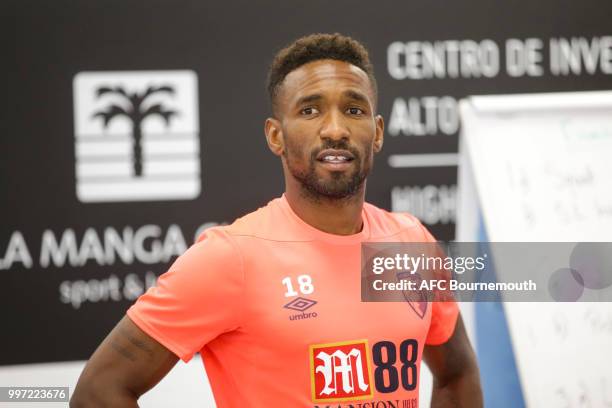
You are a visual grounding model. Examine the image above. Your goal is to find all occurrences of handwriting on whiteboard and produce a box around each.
[499,116,612,233]
[525,304,612,408]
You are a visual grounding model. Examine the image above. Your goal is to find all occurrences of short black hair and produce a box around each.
[267,33,377,116]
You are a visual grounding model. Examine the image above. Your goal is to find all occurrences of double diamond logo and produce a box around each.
[283,297,317,312]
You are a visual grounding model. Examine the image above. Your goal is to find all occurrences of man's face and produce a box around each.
[271,59,384,200]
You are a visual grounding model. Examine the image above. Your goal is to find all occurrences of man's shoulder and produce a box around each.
[364,202,430,240]
[206,196,298,242]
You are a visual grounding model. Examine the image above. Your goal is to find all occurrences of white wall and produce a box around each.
[0,355,214,407]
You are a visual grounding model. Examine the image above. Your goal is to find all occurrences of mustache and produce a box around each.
[310,140,361,161]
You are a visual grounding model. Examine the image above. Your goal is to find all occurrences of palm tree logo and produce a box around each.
[92,85,177,177]
[74,70,200,203]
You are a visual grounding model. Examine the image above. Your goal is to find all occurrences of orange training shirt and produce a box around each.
[127,195,459,407]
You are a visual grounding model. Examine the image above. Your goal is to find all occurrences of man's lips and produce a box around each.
[315,149,356,171]
[315,149,355,164]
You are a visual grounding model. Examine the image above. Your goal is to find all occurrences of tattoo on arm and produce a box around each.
[118,326,154,357]
[108,322,156,363]
[110,340,137,362]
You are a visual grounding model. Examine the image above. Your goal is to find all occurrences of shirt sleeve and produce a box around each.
[417,221,460,346]
[126,227,244,362]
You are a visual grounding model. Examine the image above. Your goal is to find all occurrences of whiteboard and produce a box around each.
[459,91,612,408]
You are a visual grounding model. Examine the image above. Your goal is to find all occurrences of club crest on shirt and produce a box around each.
[396,271,428,319]
[309,339,374,402]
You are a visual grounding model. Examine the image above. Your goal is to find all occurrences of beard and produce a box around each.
[284,138,372,200]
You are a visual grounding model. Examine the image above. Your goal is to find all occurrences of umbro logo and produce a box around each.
[284,297,318,321]
[284,297,317,312]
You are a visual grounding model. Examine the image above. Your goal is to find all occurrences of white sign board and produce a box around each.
[459,91,612,408]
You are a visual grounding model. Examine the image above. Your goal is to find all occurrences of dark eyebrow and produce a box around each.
[295,94,323,107]
[344,90,369,105]
[294,90,370,108]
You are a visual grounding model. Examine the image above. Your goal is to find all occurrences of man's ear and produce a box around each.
[373,114,385,153]
[265,117,284,156]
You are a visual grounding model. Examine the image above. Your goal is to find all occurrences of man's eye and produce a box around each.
[348,107,364,115]
[301,107,319,115]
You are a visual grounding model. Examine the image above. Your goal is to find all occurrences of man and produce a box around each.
[71,33,482,407]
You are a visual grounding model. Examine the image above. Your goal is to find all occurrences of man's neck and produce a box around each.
[284,184,365,236]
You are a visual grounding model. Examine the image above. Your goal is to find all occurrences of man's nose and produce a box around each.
[319,109,350,141]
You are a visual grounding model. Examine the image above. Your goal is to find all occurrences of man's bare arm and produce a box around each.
[70,315,179,408]
[423,315,483,408]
